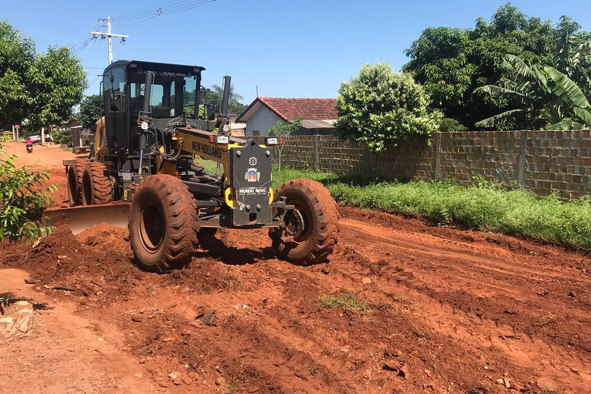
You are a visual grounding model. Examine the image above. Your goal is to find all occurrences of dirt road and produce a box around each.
[0,145,589,393]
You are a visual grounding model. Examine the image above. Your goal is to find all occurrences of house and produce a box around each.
[236,97,338,137]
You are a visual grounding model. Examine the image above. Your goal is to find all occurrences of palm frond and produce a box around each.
[475,109,526,128]
[545,66,591,110]
[573,107,591,126]
[502,54,536,81]
[545,120,585,130]
[474,85,535,104]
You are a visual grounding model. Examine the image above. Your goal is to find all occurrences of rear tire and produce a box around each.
[67,159,87,207]
[129,175,199,272]
[269,179,339,265]
[82,162,112,205]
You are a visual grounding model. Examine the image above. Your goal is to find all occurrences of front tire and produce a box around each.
[67,159,87,207]
[269,179,339,265]
[82,162,112,205]
[129,175,199,272]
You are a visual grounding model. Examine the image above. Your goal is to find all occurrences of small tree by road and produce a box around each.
[0,143,55,241]
[267,117,302,170]
[335,63,442,153]
[79,94,103,130]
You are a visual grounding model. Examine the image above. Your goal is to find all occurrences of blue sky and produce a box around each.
[2,0,590,105]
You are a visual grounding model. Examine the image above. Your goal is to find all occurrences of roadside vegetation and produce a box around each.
[320,293,368,312]
[272,168,591,249]
[0,143,55,241]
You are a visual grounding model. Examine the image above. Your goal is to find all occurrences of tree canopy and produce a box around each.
[403,4,590,130]
[79,94,103,129]
[0,20,86,131]
[335,63,442,152]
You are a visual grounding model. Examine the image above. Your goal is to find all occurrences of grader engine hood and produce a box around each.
[230,140,273,226]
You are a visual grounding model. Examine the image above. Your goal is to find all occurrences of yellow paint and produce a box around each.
[93,116,112,166]
[224,187,236,209]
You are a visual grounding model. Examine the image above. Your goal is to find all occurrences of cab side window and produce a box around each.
[103,68,126,112]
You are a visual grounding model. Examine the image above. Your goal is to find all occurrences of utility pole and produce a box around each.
[91,17,129,64]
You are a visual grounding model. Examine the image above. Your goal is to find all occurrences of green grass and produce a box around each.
[194,159,590,248]
[320,293,368,312]
[273,168,591,249]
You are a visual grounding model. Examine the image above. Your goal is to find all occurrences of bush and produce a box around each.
[0,144,56,241]
[335,63,442,152]
[52,128,72,147]
[439,118,468,132]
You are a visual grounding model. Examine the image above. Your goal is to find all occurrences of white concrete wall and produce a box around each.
[246,105,284,137]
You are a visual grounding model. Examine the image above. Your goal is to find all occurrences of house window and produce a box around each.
[253,130,260,136]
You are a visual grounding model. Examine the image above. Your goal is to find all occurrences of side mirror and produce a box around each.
[207,103,215,121]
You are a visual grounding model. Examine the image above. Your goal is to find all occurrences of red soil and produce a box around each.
[0,144,589,393]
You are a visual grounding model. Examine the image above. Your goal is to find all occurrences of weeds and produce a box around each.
[320,292,368,312]
[272,167,591,249]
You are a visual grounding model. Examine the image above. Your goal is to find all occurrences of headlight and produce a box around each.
[209,135,229,144]
[265,137,283,145]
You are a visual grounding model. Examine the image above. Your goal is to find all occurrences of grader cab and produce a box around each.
[43,60,339,272]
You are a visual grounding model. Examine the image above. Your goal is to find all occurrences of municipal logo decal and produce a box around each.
[245,168,260,183]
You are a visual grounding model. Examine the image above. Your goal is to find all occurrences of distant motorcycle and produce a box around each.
[26,142,33,153]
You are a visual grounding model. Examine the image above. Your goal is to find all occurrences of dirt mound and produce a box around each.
[76,223,131,253]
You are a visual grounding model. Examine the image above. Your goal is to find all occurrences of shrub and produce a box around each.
[0,144,56,241]
[52,128,72,147]
[439,118,468,132]
[335,63,442,152]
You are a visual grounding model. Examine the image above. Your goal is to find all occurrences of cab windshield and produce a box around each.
[129,71,198,118]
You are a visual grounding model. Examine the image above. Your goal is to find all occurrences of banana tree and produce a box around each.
[475,54,591,130]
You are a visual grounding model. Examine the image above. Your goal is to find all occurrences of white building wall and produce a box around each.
[246,105,285,137]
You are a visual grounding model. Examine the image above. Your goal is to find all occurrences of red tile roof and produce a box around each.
[257,97,337,121]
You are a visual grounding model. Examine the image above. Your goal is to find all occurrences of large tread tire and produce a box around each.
[129,175,199,272]
[67,159,87,207]
[82,162,113,205]
[269,179,339,265]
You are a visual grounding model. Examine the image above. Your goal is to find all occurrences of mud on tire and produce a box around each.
[269,179,339,265]
[82,162,112,205]
[129,175,199,272]
[67,159,88,207]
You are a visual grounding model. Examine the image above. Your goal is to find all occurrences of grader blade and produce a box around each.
[42,204,130,235]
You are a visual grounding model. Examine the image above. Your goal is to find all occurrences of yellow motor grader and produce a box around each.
[43,60,339,271]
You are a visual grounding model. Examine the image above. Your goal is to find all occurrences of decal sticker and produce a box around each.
[245,168,261,183]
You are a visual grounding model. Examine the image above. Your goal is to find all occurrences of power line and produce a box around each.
[111,0,215,25]
[73,19,102,55]
[111,0,213,20]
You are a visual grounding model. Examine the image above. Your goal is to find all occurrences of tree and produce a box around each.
[403,4,589,129]
[0,20,36,128]
[0,143,56,241]
[335,63,442,153]
[267,117,302,170]
[203,84,247,116]
[27,46,87,131]
[79,94,103,129]
[475,55,591,129]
